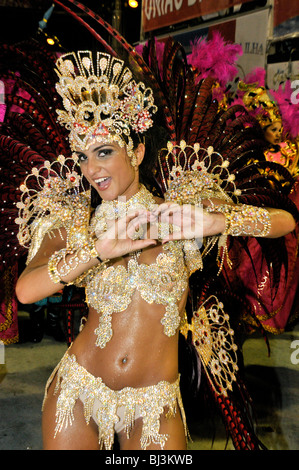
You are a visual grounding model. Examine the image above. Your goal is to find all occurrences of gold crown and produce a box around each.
[241,84,281,129]
[55,51,158,158]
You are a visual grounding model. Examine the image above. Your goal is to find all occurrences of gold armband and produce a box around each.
[88,239,102,260]
[205,203,271,274]
[48,256,65,284]
[48,241,102,285]
[207,204,271,237]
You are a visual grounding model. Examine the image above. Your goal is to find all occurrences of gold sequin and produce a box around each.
[55,51,157,157]
[85,184,195,348]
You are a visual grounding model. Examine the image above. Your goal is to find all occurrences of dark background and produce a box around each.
[0,0,271,51]
[0,1,142,50]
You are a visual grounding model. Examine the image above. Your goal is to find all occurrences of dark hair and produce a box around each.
[134,124,169,195]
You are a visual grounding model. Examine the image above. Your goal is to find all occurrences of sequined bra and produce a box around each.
[23,182,203,349]
[84,241,189,348]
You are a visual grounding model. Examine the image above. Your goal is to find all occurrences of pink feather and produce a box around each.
[270,81,299,139]
[243,67,266,87]
[187,31,243,86]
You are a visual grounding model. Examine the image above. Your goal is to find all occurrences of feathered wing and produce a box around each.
[0,39,74,343]
[133,33,299,448]
[154,37,299,332]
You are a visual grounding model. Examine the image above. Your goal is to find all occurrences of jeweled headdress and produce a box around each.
[55,51,158,159]
[240,84,281,129]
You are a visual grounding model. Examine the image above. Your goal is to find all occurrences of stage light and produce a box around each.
[46,37,55,46]
[128,0,138,8]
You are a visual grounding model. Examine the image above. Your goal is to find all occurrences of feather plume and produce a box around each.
[270,80,299,140]
[187,31,242,87]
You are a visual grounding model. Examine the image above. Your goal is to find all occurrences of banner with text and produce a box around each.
[235,8,270,79]
[142,0,252,32]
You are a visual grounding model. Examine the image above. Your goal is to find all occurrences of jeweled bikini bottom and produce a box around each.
[43,351,187,450]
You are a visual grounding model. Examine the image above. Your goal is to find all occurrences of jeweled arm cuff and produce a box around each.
[204,203,271,275]
[206,203,271,237]
[183,239,203,276]
[48,241,104,285]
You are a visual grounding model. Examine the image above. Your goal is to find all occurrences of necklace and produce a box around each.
[92,184,157,234]
[90,185,158,260]
[95,184,157,221]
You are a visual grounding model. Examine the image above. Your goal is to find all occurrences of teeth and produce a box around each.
[95,177,109,183]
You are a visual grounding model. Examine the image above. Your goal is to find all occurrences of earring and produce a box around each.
[131,154,138,168]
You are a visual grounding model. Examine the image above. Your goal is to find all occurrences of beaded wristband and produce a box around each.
[206,203,271,237]
[48,256,65,284]
[48,240,102,285]
[89,238,102,261]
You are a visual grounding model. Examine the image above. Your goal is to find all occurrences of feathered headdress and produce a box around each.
[233,70,299,140]
[240,84,282,129]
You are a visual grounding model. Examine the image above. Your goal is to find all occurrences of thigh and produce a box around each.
[42,374,100,450]
[118,407,187,451]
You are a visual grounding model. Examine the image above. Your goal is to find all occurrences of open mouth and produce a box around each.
[94,176,112,190]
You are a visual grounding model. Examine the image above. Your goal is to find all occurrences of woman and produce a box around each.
[14,50,296,451]
[263,121,298,175]
[241,85,298,174]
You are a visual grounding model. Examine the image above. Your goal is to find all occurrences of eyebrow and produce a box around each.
[92,145,107,152]
[74,144,114,154]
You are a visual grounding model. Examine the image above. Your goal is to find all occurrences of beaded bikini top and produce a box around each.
[19,175,202,348]
[78,185,202,348]
[85,241,190,348]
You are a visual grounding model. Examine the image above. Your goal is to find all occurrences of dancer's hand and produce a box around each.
[152,203,225,241]
[94,210,156,260]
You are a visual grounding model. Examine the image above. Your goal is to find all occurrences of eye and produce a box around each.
[97,147,114,158]
[77,153,87,163]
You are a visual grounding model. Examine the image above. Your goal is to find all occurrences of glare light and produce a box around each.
[129,0,138,7]
[47,37,55,45]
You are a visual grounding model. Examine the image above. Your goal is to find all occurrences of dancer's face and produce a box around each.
[264,122,283,146]
[75,139,145,201]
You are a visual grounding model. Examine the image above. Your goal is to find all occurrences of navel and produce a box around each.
[120,355,128,365]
